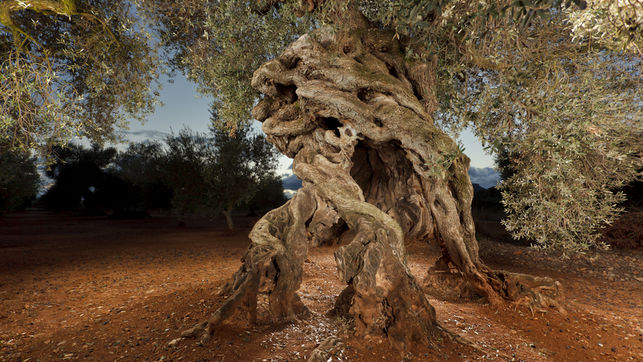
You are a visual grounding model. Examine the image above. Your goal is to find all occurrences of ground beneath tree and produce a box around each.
[0,211,641,361]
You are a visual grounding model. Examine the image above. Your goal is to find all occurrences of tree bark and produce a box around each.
[221,208,234,231]
[183,186,318,342]
[184,12,562,350]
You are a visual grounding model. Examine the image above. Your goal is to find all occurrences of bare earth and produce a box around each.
[0,211,641,361]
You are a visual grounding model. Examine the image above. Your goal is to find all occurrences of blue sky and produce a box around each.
[125,74,497,179]
[125,76,212,139]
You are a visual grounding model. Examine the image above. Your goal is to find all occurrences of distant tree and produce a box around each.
[164,129,212,218]
[112,142,172,211]
[161,123,282,229]
[0,145,39,213]
[94,172,145,218]
[207,115,281,230]
[40,143,117,213]
[245,174,288,216]
[41,141,172,217]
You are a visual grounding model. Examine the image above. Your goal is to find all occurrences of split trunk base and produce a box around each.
[183,15,564,350]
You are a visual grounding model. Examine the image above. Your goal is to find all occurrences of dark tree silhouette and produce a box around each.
[0,146,39,213]
[113,142,173,212]
[245,174,288,216]
[41,144,118,214]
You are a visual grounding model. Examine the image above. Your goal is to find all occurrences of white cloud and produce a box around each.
[468,167,501,189]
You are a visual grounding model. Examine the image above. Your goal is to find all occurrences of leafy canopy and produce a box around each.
[2,0,641,249]
[0,0,160,153]
[147,0,640,249]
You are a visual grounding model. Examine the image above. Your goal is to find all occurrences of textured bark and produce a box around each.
[184,14,562,350]
[183,186,317,342]
[221,209,234,231]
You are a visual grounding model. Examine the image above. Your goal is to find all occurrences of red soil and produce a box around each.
[1,211,641,361]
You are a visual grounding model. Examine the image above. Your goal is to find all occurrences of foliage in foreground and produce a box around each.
[0,0,159,153]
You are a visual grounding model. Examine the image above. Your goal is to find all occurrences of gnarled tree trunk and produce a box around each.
[184,12,561,351]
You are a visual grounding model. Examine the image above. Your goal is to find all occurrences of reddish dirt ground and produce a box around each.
[0,211,641,361]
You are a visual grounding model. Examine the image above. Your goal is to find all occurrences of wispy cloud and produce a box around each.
[282,174,302,191]
[468,167,501,189]
[283,189,297,199]
[123,130,170,140]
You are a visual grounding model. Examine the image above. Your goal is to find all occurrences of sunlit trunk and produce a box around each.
[184,9,563,350]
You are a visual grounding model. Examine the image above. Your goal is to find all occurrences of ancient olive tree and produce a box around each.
[3,0,641,352]
[146,0,642,350]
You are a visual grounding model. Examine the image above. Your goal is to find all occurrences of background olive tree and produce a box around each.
[164,122,283,229]
[207,120,283,230]
[39,143,120,213]
[163,128,212,218]
[0,145,39,213]
[38,132,284,222]
[112,141,173,212]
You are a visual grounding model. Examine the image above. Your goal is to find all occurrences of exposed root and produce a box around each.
[424,262,565,314]
[308,335,344,362]
[500,271,566,315]
[182,188,317,342]
[181,321,210,344]
[423,269,482,302]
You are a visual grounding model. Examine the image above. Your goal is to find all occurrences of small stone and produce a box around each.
[168,338,181,347]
